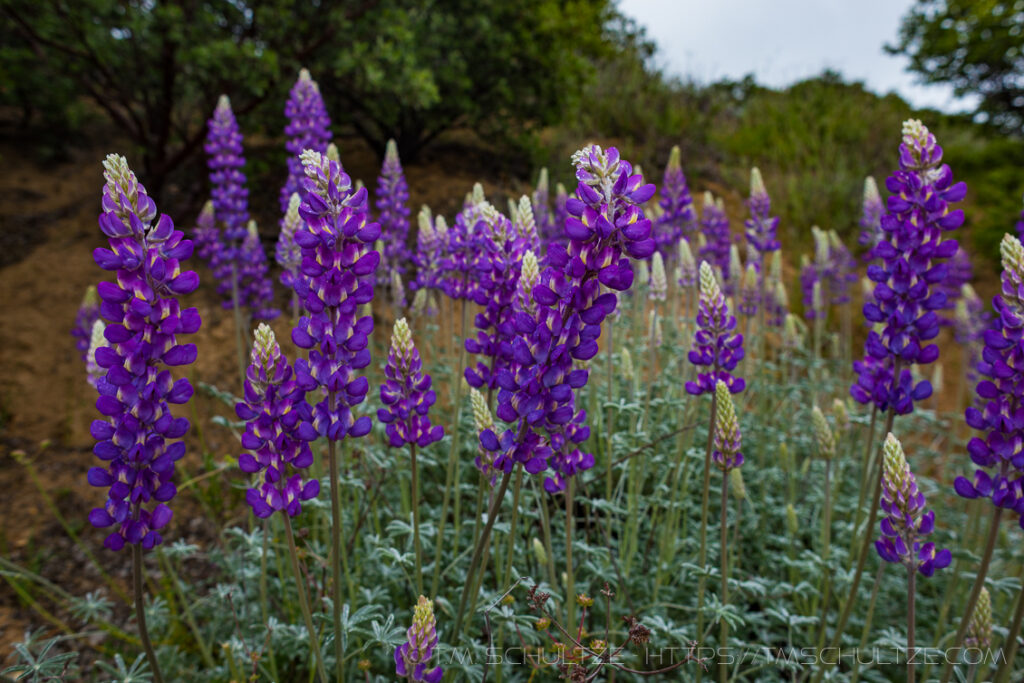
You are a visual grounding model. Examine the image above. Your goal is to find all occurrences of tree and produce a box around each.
[887,0,1024,133]
[1,0,624,200]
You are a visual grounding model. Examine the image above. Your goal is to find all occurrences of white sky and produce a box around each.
[617,0,978,113]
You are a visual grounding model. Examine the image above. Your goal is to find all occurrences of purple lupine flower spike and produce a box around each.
[239,221,279,320]
[375,139,411,280]
[88,155,201,551]
[291,149,380,441]
[859,176,885,260]
[481,145,655,492]
[712,381,744,471]
[280,68,332,212]
[852,119,965,416]
[686,261,745,396]
[465,202,528,390]
[236,324,320,518]
[191,200,218,265]
[656,145,697,257]
[73,285,100,362]
[378,318,444,448]
[956,234,1024,527]
[276,193,303,289]
[394,595,443,682]
[824,230,857,306]
[738,264,759,316]
[204,96,249,308]
[745,167,780,257]
[876,433,952,575]
[677,239,697,288]
[698,192,731,275]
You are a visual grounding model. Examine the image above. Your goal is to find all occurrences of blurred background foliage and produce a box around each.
[1,0,1022,263]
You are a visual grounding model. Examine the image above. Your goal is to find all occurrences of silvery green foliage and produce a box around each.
[1,631,80,681]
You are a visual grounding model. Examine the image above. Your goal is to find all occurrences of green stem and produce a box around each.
[283,515,328,683]
[851,566,885,683]
[851,405,879,556]
[410,443,424,595]
[938,506,1004,683]
[502,469,524,590]
[565,478,576,629]
[156,550,215,670]
[132,544,165,683]
[230,266,248,392]
[994,580,1024,683]
[327,438,351,683]
[695,394,718,683]
[813,391,898,683]
[908,565,916,683]
[719,471,729,683]
[453,467,513,636]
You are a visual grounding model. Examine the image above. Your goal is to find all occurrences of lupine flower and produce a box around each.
[712,380,743,471]
[276,193,303,289]
[852,119,965,415]
[955,233,1024,526]
[739,263,759,316]
[515,250,540,316]
[552,182,569,245]
[411,206,443,295]
[515,195,541,251]
[621,347,634,382]
[647,310,663,348]
[437,188,488,300]
[699,192,730,274]
[204,96,249,306]
[481,145,655,492]
[73,285,101,362]
[85,319,107,388]
[783,314,804,350]
[291,150,380,440]
[376,139,411,280]
[465,203,528,390]
[954,283,988,384]
[724,244,743,297]
[236,324,319,518]
[875,433,952,576]
[379,318,443,449]
[964,587,992,650]
[824,230,857,306]
[685,262,745,395]
[470,388,498,482]
[88,155,201,551]
[767,279,789,328]
[532,167,553,242]
[191,201,218,264]
[391,271,407,308]
[937,245,973,323]
[656,145,697,255]
[677,238,698,288]
[649,251,667,301]
[280,68,332,212]
[395,595,443,682]
[859,175,885,260]
[238,221,279,320]
[745,167,781,258]
[811,405,835,459]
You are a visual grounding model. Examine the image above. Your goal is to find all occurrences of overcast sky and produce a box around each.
[617,0,977,113]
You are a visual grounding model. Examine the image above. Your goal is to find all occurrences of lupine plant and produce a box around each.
[24,103,1024,683]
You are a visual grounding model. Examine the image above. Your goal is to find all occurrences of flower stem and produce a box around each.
[994,580,1024,683]
[410,443,423,596]
[327,437,352,682]
[453,467,513,636]
[719,471,729,683]
[132,544,164,683]
[938,506,1004,683]
[230,265,248,393]
[908,565,917,683]
[283,515,328,683]
[695,394,718,683]
[813,387,898,683]
[566,477,576,629]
